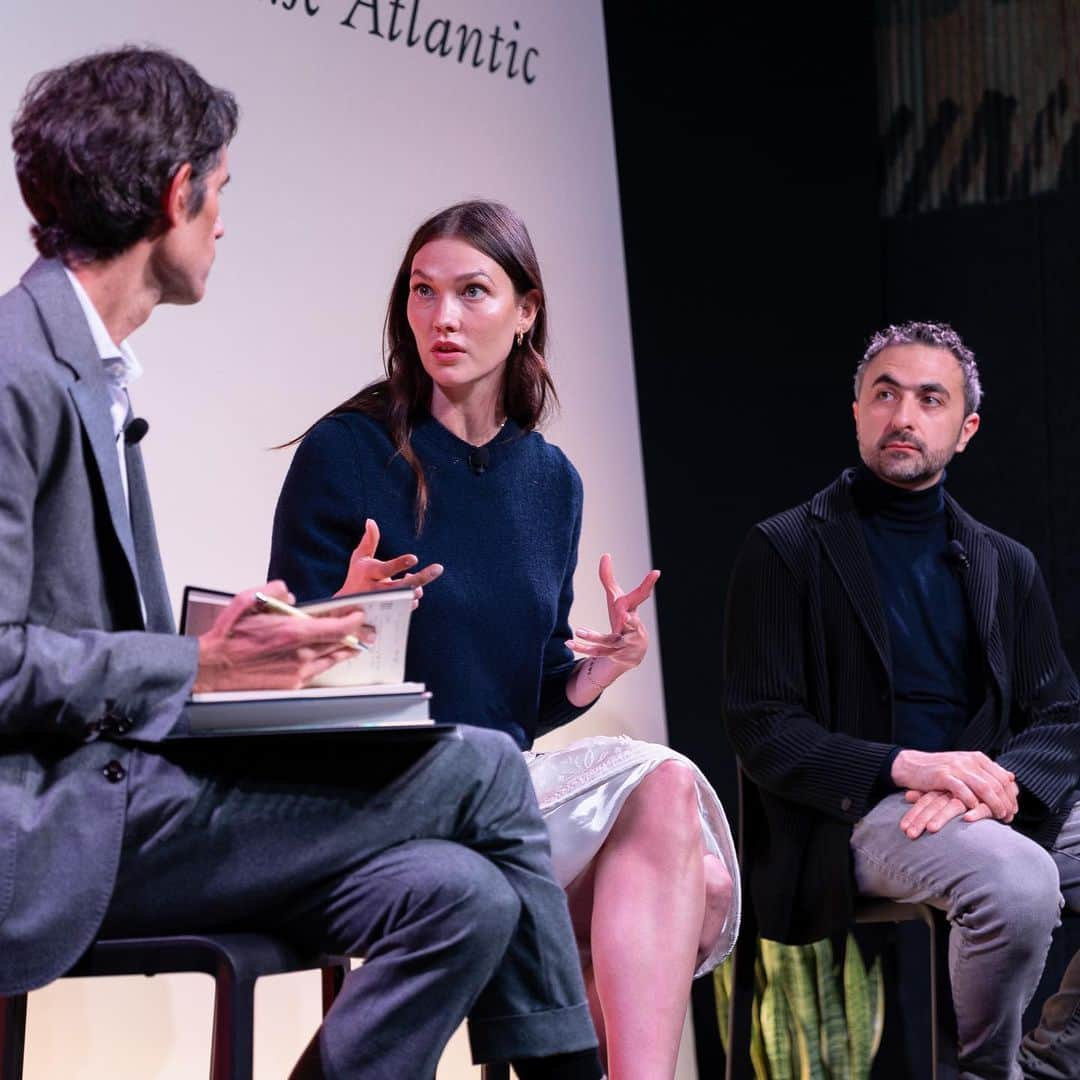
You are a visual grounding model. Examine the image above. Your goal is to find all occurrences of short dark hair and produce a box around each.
[12,47,239,264]
[855,321,982,414]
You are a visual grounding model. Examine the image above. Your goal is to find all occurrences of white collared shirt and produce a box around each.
[62,267,149,623]
[62,267,143,506]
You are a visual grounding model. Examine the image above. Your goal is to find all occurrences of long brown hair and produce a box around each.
[321,200,557,530]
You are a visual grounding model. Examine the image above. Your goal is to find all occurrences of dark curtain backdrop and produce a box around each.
[604,3,1080,1075]
[883,189,1080,659]
[603,5,882,1073]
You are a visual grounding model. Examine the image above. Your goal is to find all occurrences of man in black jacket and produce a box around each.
[724,321,1079,1080]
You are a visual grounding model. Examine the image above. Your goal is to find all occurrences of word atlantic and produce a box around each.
[340,0,538,83]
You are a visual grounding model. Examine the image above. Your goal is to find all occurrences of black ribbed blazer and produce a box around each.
[723,469,1080,944]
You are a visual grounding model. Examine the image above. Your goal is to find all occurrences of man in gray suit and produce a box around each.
[0,47,602,1080]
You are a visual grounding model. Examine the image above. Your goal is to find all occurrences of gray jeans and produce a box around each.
[100,726,596,1078]
[851,793,1080,1080]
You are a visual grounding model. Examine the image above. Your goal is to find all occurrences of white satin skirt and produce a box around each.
[524,734,741,976]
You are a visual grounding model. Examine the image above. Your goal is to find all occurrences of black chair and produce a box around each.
[725,769,943,1080]
[481,1066,509,1079]
[0,932,348,1080]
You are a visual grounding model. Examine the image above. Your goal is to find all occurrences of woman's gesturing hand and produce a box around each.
[336,519,444,604]
[568,553,660,674]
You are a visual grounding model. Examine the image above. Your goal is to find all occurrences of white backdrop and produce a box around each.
[0,2,693,1076]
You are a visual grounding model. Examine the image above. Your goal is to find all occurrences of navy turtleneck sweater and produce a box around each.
[853,465,982,761]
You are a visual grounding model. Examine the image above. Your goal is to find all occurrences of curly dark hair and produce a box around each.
[855,320,982,415]
[12,46,239,264]
[317,200,556,531]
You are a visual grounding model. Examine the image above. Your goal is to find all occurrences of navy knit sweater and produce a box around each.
[268,410,591,748]
[853,465,981,758]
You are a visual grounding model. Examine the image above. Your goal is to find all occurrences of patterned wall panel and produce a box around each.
[877,0,1080,215]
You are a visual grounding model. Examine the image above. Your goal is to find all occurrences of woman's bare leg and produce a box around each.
[565,862,608,1070]
[588,762,706,1079]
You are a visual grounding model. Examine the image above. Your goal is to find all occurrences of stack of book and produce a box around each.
[174,586,434,737]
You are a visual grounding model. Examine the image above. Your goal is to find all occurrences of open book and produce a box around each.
[181,585,417,693]
[176,586,433,733]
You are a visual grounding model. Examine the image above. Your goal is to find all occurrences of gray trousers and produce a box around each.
[99,726,596,1078]
[851,793,1080,1080]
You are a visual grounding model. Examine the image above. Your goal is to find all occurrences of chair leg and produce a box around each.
[918,907,940,1080]
[210,965,255,1080]
[726,925,758,1080]
[725,861,758,1080]
[320,963,347,1015]
[0,994,27,1080]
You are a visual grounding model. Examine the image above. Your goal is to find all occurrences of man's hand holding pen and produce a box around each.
[253,590,371,652]
[193,581,376,692]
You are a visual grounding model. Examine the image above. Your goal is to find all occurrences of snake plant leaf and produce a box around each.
[844,934,873,1079]
[760,937,785,983]
[812,938,850,1079]
[781,944,825,1079]
[786,977,813,1079]
[789,996,817,1079]
[726,934,884,1080]
[752,944,770,1077]
[716,956,733,1056]
[751,983,770,1080]
[760,981,792,1079]
[760,949,792,1080]
[721,952,735,999]
[867,953,885,1059]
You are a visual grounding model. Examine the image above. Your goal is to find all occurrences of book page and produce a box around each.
[303,588,414,686]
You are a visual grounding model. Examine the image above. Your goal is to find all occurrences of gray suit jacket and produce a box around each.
[0,258,198,993]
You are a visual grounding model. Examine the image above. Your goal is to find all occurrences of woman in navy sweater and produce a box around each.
[269,200,738,1078]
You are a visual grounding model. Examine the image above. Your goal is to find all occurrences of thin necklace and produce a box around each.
[469,416,507,447]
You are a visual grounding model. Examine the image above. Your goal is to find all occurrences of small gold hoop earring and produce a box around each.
[516,329,525,348]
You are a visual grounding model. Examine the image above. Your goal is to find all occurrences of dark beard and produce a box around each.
[865,431,955,487]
